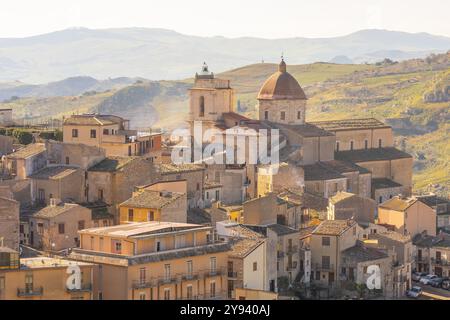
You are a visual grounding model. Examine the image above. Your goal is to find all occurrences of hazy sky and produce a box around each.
[1,0,449,38]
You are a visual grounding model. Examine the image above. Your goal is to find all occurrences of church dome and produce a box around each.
[257,59,306,100]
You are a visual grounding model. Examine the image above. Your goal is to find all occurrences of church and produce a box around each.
[188,59,413,205]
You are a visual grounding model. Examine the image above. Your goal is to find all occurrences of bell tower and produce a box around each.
[188,62,234,125]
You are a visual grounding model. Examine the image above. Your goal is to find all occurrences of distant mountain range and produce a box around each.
[0,28,449,83]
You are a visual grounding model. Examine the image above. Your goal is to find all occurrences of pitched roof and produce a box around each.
[32,203,86,219]
[301,163,345,181]
[311,118,390,131]
[229,237,265,258]
[88,156,136,172]
[335,147,412,162]
[329,191,357,204]
[276,123,334,137]
[63,114,125,126]
[120,190,184,209]
[379,196,418,211]
[158,163,204,174]
[372,231,411,244]
[29,166,78,180]
[313,219,356,236]
[371,178,403,190]
[320,160,370,174]
[7,143,46,159]
[341,243,388,262]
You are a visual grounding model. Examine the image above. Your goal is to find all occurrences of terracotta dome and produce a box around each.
[257,59,306,100]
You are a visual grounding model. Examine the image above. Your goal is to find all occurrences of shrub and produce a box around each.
[12,129,33,145]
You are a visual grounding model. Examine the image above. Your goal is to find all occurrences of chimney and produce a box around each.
[49,198,61,207]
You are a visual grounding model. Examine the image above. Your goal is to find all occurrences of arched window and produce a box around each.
[297,111,301,120]
[350,141,354,150]
[378,139,382,148]
[199,96,205,117]
[336,141,340,152]
[365,140,368,149]
[264,111,269,120]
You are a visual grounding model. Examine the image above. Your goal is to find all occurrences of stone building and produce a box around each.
[328,191,376,224]
[29,200,93,251]
[2,143,47,180]
[29,166,84,206]
[86,156,156,221]
[63,114,159,157]
[0,195,20,251]
[119,180,187,224]
[70,221,230,300]
[378,196,436,237]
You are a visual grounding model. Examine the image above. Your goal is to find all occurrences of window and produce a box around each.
[264,111,268,120]
[353,227,356,236]
[187,285,193,299]
[139,267,146,284]
[90,236,94,250]
[156,241,161,252]
[37,223,44,235]
[25,274,33,292]
[199,96,205,117]
[336,141,340,152]
[148,211,154,221]
[253,262,257,271]
[98,189,104,201]
[164,264,171,281]
[215,190,220,200]
[210,281,216,298]
[365,139,368,149]
[187,260,193,277]
[378,139,382,148]
[164,288,170,300]
[128,209,134,222]
[379,196,383,204]
[78,220,85,230]
[90,129,97,138]
[322,256,330,269]
[206,192,209,200]
[297,111,301,120]
[38,189,45,202]
[65,157,70,165]
[139,292,146,300]
[350,141,354,150]
[210,257,217,274]
[58,223,65,234]
[72,129,78,138]
[322,236,330,246]
[196,183,200,191]
[103,129,109,135]
[280,111,286,120]
[99,237,104,251]
[113,240,122,253]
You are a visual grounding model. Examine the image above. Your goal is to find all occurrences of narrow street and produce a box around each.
[411,282,450,300]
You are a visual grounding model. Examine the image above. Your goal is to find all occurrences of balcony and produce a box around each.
[202,267,226,277]
[17,286,43,297]
[228,271,238,278]
[132,280,157,289]
[182,273,199,281]
[431,257,450,266]
[277,251,284,259]
[66,283,92,292]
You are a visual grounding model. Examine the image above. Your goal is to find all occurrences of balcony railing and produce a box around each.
[228,271,238,278]
[131,268,227,289]
[277,251,284,259]
[66,283,92,292]
[17,286,44,297]
[431,257,450,266]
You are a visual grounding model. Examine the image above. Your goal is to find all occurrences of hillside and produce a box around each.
[0,53,448,195]
[0,28,449,83]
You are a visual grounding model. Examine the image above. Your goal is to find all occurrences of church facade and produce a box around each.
[188,60,413,205]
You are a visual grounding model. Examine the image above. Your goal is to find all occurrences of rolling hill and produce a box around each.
[0,52,448,195]
[0,28,449,83]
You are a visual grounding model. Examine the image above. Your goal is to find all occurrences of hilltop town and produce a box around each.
[0,59,449,301]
